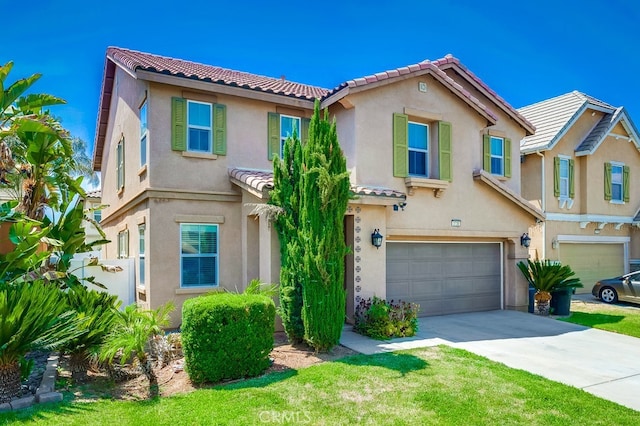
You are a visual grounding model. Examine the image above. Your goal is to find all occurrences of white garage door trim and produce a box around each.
[556,235,630,275]
[387,241,504,313]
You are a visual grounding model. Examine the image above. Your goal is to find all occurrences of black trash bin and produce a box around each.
[528,286,535,313]
[550,288,572,316]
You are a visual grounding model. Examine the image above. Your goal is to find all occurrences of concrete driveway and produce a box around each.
[340,310,640,411]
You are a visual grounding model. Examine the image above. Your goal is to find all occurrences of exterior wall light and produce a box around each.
[371,229,383,249]
[520,233,531,248]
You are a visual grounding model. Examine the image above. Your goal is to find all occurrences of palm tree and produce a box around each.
[517,259,582,315]
[100,302,175,398]
[0,281,78,402]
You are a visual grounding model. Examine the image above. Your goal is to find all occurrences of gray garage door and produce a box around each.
[386,243,501,317]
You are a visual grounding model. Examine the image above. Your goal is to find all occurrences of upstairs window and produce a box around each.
[187,100,212,153]
[392,112,452,181]
[408,122,429,176]
[140,101,148,167]
[267,112,309,160]
[280,115,301,158]
[554,156,574,200]
[605,162,630,203]
[116,136,125,191]
[171,97,226,155]
[483,135,511,178]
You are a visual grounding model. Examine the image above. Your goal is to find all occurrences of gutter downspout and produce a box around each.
[536,151,546,259]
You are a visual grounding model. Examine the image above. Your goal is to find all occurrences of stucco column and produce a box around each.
[505,237,529,311]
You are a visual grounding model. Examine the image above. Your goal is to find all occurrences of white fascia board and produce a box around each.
[556,235,630,243]
[546,213,635,223]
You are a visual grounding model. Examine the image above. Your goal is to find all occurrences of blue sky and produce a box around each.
[3,0,640,161]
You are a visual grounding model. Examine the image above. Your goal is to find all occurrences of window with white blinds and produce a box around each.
[180,224,218,287]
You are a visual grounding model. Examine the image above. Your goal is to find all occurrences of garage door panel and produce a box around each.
[410,261,443,278]
[559,243,624,294]
[387,242,501,317]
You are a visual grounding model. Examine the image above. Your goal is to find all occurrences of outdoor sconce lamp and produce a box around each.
[520,233,531,248]
[371,229,383,249]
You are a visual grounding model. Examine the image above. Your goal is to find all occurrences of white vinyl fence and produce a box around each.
[70,255,135,307]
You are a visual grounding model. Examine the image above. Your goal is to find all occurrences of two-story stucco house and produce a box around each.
[519,91,640,293]
[93,47,543,326]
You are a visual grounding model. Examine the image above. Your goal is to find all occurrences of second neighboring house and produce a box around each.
[93,47,543,326]
[519,91,640,293]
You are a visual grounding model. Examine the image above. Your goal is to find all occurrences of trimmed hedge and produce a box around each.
[182,292,275,384]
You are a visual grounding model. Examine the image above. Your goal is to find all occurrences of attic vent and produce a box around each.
[418,82,427,93]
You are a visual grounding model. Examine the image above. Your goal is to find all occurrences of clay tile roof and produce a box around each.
[324,55,502,124]
[108,47,329,101]
[85,189,102,198]
[228,168,406,200]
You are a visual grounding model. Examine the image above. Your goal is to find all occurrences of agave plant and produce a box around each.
[0,281,79,403]
[100,302,175,398]
[60,286,121,382]
[517,259,582,309]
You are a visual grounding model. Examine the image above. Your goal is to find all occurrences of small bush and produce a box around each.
[182,292,275,384]
[354,296,419,340]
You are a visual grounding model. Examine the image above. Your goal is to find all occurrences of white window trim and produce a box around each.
[610,161,625,204]
[116,137,124,191]
[187,100,213,153]
[408,121,429,177]
[279,114,301,158]
[557,155,573,209]
[140,101,148,168]
[179,223,219,288]
[138,224,145,287]
[490,136,504,176]
[117,230,129,259]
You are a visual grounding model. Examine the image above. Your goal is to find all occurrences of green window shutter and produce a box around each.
[504,138,511,178]
[553,157,560,197]
[171,97,187,151]
[267,112,280,160]
[623,165,630,202]
[393,113,408,177]
[116,141,122,190]
[483,134,491,171]
[301,118,310,145]
[212,104,227,155]
[438,121,452,182]
[604,162,612,201]
[569,159,575,198]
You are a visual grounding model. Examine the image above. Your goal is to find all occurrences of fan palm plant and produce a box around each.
[100,302,175,398]
[0,281,79,402]
[517,259,582,315]
[60,287,121,382]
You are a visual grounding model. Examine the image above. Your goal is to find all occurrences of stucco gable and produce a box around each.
[575,107,640,156]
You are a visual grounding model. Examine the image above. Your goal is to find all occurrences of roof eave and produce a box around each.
[472,169,545,221]
[92,57,116,171]
[438,62,536,135]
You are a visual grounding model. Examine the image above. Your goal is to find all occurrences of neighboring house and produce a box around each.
[82,189,104,250]
[519,91,640,293]
[92,47,543,326]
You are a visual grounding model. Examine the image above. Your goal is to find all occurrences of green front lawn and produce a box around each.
[2,346,637,425]
[560,300,640,338]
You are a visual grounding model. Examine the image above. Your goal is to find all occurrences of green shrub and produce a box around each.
[182,292,275,384]
[354,296,419,340]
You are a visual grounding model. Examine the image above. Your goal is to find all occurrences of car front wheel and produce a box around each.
[600,287,618,304]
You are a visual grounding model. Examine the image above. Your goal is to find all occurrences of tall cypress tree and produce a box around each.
[270,131,305,343]
[299,100,350,351]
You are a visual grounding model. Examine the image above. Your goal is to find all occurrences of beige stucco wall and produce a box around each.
[523,108,640,270]
[99,64,541,323]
